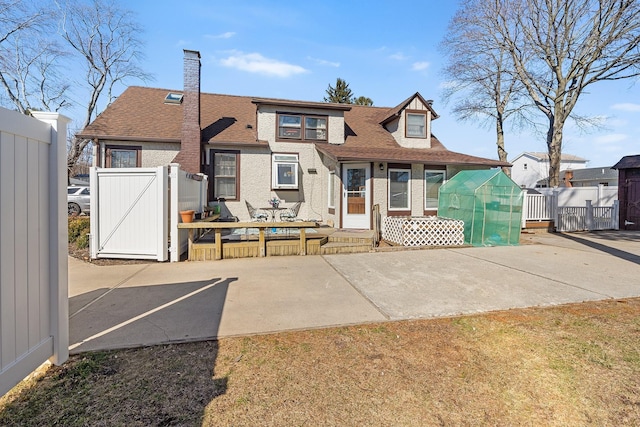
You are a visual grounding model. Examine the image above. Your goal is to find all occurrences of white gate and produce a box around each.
[90,164,208,262]
[0,109,69,396]
[556,201,619,232]
[90,167,169,260]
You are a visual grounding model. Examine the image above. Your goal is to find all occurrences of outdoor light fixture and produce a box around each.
[379,163,384,171]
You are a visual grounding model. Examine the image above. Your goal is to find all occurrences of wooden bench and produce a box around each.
[177,220,319,260]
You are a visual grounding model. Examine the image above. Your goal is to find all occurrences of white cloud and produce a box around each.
[595,133,627,144]
[205,32,236,40]
[219,51,308,77]
[307,56,340,67]
[389,52,408,61]
[412,61,430,71]
[611,103,640,112]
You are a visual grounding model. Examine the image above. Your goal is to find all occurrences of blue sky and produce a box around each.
[97,0,640,167]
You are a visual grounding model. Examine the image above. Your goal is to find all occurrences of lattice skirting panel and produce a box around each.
[382,216,465,247]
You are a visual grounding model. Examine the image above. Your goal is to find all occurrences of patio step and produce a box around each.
[319,232,374,255]
[320,241,373,255]
[328,235,372,245]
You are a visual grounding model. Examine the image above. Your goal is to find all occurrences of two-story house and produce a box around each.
[79,50,508,229]
[510,152,588,188]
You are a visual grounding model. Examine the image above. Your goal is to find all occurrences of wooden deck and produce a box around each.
[178,220,321,260]
[177,221,375,261]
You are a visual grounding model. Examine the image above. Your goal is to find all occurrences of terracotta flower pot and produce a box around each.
[180,210,195,223]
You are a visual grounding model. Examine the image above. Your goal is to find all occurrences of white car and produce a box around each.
[68,186,90,216]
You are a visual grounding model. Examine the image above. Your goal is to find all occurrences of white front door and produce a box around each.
[342,163,371,229]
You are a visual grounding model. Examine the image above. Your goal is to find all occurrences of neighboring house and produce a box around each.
[78,50,508,229]
[510,152,588,188]
[536,166,618,188]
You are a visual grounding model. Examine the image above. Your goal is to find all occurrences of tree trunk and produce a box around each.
[546,106,565,188]
[495,115,510,176]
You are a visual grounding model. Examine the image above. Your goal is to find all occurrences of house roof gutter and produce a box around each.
[75,134,181,144]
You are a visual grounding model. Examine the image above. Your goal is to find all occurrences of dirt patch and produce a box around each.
[68,242,154,266]
[2,298,639,426]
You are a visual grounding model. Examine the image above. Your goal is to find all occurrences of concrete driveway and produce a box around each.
[68,230,640,353]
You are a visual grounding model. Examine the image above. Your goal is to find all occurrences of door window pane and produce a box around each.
[425,170,445,209]
[346,168,366,214]
[389,169,410,209]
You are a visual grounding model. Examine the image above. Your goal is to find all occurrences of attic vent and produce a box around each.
[164,92,183,104]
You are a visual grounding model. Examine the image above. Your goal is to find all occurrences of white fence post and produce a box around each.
[552,189,559,228]
[521,191,528,228]
[31,112,70,366]
[585,200,594,231]
[170,164,180,262]
[613,200,620,230]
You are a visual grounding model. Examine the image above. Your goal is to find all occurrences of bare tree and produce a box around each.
[441,0,531,172]
[61,0,151,178]
[0,1,69,114]
[491,0,640,186]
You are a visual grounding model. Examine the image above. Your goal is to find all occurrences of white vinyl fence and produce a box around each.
[0,109,69,397]
[556,201,619,232]
[90,164,207,262]
[522,186,619,231]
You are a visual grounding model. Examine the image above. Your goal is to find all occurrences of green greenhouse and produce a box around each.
[438,169,523,246]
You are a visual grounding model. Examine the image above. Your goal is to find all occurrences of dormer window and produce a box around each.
[278,113,327,141]
[406,111,427,138]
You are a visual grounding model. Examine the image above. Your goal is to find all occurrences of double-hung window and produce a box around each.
[212,150,239,200]
[425,170,446,210]
[278,114,327,141]
[406,112,427,138]
[272,153,299,189]
[389,168,411,210]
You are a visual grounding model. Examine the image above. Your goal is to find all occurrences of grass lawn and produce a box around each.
[2,298,640,426]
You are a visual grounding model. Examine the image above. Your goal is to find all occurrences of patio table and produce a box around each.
[261,206,285,221]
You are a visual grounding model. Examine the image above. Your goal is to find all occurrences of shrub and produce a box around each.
[68,217,90,248]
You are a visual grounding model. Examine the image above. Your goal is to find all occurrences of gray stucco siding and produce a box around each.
[256,106,345,145]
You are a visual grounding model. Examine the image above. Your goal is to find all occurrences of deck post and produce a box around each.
[299,228,306,255]
[258,229,266,257]
[215,229,222,260]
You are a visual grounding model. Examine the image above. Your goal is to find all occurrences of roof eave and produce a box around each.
[75,134,181,144]
[251,98,352,111]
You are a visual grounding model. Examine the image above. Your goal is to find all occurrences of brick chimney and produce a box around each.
[564,169,573,187]
[173,49,201,173]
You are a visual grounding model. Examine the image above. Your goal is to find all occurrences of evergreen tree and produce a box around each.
[353,96,373,106]
[324,78,353,103]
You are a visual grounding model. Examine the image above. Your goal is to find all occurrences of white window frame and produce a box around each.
[424,169,446,210]
[272,153,299,189]
[328,170,335,209]
[388,168,411,210]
